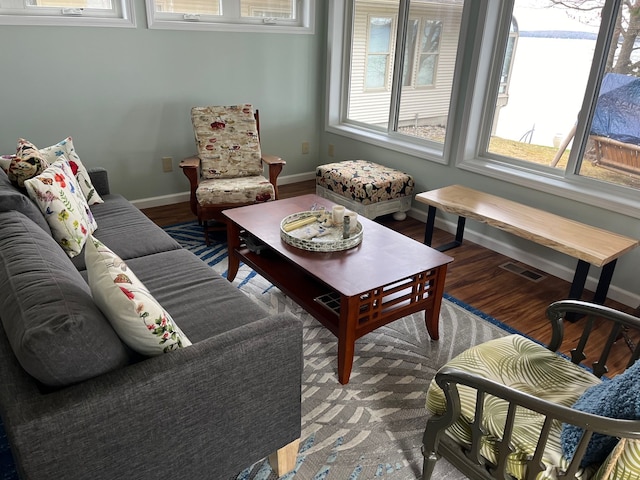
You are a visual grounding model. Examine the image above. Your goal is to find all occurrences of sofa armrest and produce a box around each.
[87,167,110,196]
[2,313,302,480]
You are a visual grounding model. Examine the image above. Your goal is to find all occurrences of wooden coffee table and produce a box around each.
[223,194,453,384]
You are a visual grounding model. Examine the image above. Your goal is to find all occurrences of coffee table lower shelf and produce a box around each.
[235,247,341,336]
[234,247,446,384]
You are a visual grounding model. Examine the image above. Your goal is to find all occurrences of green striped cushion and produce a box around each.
[426,334,602,479]
[593,439,640,480]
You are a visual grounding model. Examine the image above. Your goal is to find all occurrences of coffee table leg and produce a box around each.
[338,296,358,385]
[425,265,448,340]
[226,222,241,282]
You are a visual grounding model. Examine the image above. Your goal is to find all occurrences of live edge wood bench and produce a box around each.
[415,184,639,307]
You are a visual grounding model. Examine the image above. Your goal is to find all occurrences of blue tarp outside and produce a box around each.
[590,73,640,145]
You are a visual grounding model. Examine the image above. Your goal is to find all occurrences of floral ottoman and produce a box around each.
[315,160,415,220]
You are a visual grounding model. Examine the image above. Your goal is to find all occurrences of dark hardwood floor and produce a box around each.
[142,179,639,374]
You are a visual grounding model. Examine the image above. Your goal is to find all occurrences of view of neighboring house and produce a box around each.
[347,1,464,129]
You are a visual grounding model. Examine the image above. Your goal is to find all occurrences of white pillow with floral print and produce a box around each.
[39,136,104,205]
[24,158,97,257]
[85,236,192,356]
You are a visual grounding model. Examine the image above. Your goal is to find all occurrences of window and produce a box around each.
[401,18,443,87]
[146,0,315,33]
[0,0,134,26]
[415,19,442,86]
[479,0,640,210]
[366,16,393,89]
[327,0,640,217]
[339,0,464,153]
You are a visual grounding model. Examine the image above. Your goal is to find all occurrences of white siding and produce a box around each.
[347,2,463,128]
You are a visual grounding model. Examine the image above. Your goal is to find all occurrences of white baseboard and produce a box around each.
[131,171,317,210]
[408,208,640,309]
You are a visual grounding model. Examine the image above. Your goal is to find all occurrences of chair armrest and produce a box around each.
[4,313,302,479]
[261,154,286,166]
[425,366,640,479]
[261,154,286,199]
[87,167,110,196]
[179,155,200,169]
[545,300,640,377]
[179,156,201,216]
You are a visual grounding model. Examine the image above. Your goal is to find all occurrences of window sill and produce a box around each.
[326,123,449,165]
[145,19,314,33]
[458,156,640,220]
[0,14,135,27]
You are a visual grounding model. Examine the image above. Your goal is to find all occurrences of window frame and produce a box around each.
[364,15,394,91]
[0,0,135,26]
[326,0,640,219]
[414,18,442,87]
[146,0,315,34]
[327,0,465,164]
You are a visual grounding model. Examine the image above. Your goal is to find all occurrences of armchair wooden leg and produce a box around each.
[268,438,300,476]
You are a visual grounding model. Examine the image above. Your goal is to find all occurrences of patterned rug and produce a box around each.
[164,221,520,480]
[0,221,519,480]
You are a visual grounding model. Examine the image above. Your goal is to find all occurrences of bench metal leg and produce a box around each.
[566,260,591,322]
[424,206,437,245]
[593,259,616,304]
[566,260,617,322]
[568,260,590,301]
[424,206,466,252]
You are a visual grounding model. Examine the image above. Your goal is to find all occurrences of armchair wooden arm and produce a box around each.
[179,156,201,217]
[261,154,286,199]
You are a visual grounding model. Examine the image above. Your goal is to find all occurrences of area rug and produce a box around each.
[0,222,520,480]
[164,221,521,480]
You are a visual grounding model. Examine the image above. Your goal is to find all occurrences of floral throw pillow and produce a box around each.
[85,236,192,356]
[39,136,104,205]
[23,158,97,257]
[8,138,49,188]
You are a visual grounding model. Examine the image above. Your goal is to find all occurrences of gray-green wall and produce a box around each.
[0,0,326,201]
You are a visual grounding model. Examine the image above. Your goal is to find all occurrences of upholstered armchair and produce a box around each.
[422,300,640,480]
[180,104,285,244]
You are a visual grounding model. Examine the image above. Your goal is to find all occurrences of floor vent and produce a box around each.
[499,262,546,283]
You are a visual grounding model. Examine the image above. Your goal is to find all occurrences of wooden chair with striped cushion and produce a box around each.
[422,300,640,480]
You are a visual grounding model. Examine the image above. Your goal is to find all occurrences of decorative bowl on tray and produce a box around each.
[280,210,363,252]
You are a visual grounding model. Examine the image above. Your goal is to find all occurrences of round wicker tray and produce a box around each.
[280,211,363,252]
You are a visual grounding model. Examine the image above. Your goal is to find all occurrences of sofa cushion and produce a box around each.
[7,139,49,188]
[85,236,192,355]
[24,159,97,258]
[0,211,130,387]
[0,167,52,235]
[122,248,270,342]
[39,137,104,205]
[71,194,182,271]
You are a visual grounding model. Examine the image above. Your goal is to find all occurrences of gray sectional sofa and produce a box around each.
[0,167,303,479]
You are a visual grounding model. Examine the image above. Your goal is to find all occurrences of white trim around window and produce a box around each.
[0,0,135,27]
[146,0,315,34]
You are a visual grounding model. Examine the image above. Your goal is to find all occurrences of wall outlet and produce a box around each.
[328,144,335,157]
[162,156,173,172]
[302,141,310,154]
